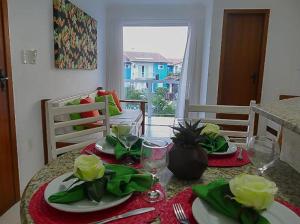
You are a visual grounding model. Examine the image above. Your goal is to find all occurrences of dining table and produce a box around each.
[21,148,300,224]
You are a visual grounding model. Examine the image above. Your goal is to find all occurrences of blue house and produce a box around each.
[123,52,169,78]
[123,51,171,90]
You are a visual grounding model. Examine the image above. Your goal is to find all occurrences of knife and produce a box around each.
[92,207,155,224]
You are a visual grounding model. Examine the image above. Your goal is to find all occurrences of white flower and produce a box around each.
[229,174,278,210]
[73,155,105,181]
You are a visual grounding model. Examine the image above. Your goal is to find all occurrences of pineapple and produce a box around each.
[168,120,208,180]
[171,120,206,146]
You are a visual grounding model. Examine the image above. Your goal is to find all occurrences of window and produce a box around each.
[125,64,130,69]
[141,65,145,77]
[158,64,164,69]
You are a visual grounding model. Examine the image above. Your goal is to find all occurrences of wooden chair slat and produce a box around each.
[55,126,106,142]
[56,139,98,155]
[184,100,256,145]
[188,104,250,114]
[51,102,105,116]
[54,115,106,129]
[45,96,110,162]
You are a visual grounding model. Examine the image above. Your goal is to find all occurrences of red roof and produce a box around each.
[124,51,169,63]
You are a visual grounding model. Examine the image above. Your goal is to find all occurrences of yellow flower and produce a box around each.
[229,174,278,210]
[200,123,220,138]
[73,155,105,181]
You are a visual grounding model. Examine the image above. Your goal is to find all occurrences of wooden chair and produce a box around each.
[261,95,299,143]
[44,96,110,162]
[184,100,256,147]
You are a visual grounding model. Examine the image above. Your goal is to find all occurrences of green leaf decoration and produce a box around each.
[48,183,85,204]
[193,181,270,224]
[84,178,107,202]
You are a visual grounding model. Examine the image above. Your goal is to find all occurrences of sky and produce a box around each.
[123,26,188,59]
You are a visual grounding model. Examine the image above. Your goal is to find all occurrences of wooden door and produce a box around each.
[218,9,270,106]
[217,10,269,131]
[0,0,20,215]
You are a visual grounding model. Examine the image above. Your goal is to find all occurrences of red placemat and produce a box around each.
[29,185,300,224]
[161,189,197,224]
[83,144,250,168]
[80,144,142,169]
[29,184,163,224]
[208,148,250,167]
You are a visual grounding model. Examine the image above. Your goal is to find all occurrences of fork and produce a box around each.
[173,203,190,224]
[237,148,244,160]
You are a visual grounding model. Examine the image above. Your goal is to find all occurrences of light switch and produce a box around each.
[22,49,37,64]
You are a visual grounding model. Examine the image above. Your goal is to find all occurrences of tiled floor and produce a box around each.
[0,202,20,224]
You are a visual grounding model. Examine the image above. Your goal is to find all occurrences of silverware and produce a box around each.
[92,207,155,224]
[237,148,244,160]
[173,203,190,224]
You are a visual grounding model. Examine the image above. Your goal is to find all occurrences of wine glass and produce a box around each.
[141,139,169,202]
[115,122,139,164]
[116,122,139,150]
[246,136,280,175]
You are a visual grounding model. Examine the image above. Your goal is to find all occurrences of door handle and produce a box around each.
[250,72,258,84]
[0,69,8,91]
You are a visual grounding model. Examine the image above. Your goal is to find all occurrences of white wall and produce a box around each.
[7,0,107,191]
[207,0,300,105]
[105,3,208,98]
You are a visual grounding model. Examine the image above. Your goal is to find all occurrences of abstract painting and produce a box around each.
[53,0,97,69]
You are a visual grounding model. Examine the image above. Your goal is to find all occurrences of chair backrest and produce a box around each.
[184,100,256,147]
[45,96,110,161]
[264,119,281,141]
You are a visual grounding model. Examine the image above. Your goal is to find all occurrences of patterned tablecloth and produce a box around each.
[21,149,300,224]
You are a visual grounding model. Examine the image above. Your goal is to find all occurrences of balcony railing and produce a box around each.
[124,78,180,119]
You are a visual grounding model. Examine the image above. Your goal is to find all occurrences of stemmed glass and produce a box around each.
[141,139,169,203]
[115,122,139,164]
[116,122,139,149]
[246,136,280,175]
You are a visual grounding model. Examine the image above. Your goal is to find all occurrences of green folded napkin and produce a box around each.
[48,164,152,204]
[192,180,270,224]
[200,135,228,153]
[106,135,143,160]
[105,164,153,197]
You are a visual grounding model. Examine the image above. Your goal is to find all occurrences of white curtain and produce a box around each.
[176,25,203,118]
[106,22,125,98]
[176,28,191,118]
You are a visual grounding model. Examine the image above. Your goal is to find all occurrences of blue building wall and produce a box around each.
[167,65,174,74]
[124,62,131,79]
[123,61,170,91]
[153,63,169,90]
[153,63,168,80]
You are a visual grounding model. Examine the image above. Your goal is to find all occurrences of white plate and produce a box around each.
[95,138,115,155]
[44,172,132,213]
[192,198,300,224]
[210,142,237,155]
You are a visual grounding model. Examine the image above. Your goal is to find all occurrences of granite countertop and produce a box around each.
[252,97,300,134]
[21,150,300,224]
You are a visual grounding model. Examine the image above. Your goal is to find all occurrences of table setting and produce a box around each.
[21,120,300,224]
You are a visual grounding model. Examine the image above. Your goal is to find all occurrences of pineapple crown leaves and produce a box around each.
[171,120,207,146]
